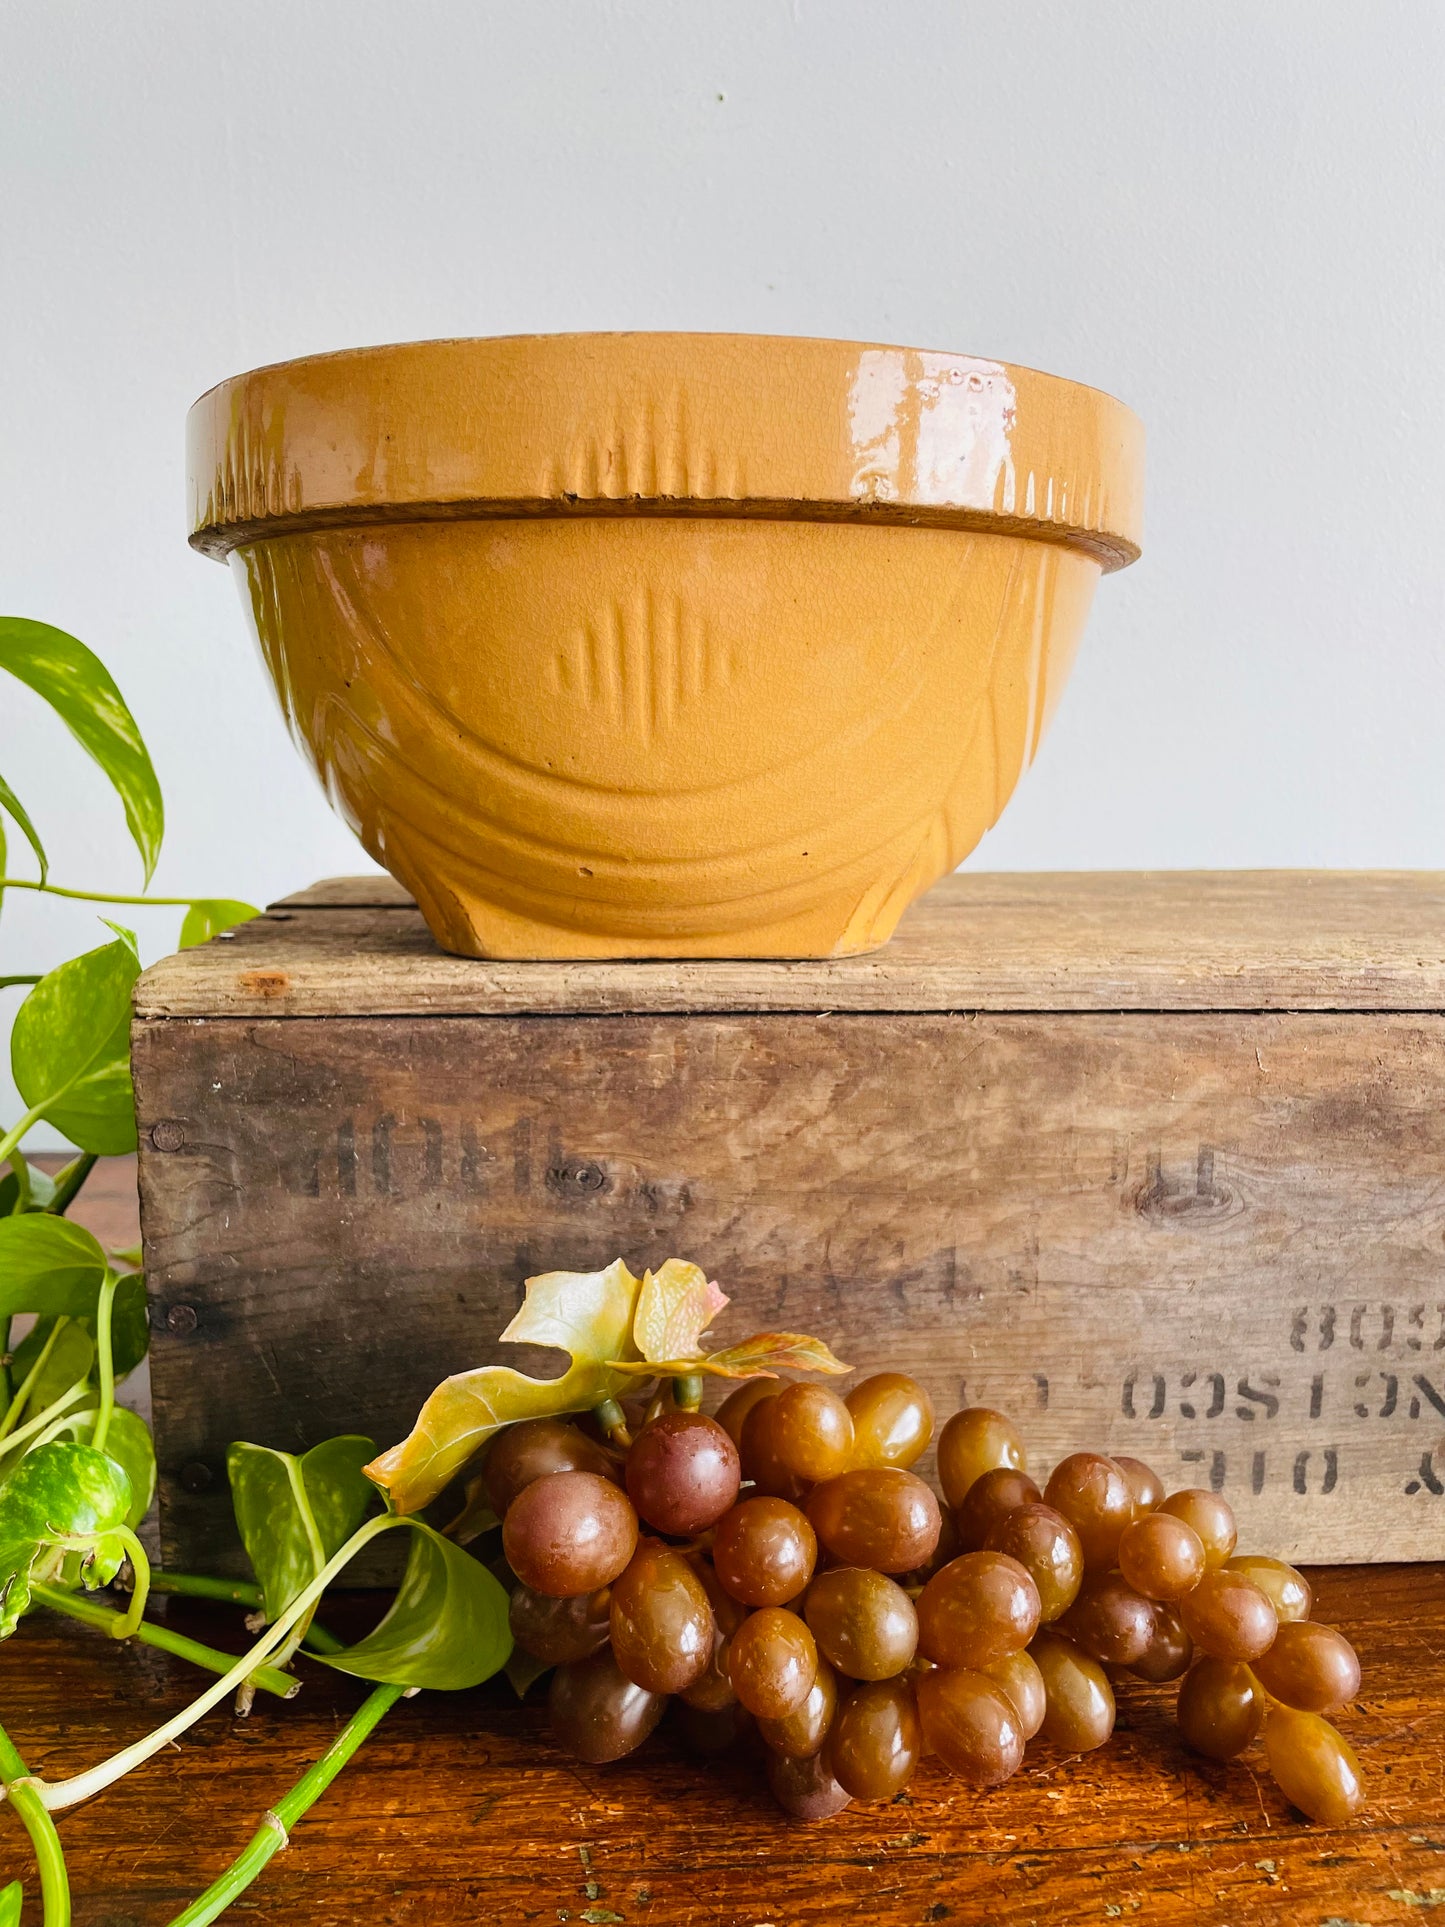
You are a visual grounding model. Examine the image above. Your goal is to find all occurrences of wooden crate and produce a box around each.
[133,871,1445,1571]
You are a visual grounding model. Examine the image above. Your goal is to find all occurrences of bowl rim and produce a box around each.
[187,330,1143,570]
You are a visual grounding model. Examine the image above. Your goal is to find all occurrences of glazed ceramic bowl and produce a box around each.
[188,334,1142,958]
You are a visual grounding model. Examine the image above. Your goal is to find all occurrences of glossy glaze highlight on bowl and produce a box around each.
[189,333,1143,958]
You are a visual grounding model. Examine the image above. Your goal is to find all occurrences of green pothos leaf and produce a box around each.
[0,1212,109,1322]
[0,1878,22,1927]
[42,1405,156,1528]
[366,1259,645,1515]
[0,767,47,883]
[321,1520,512,1690]
[0,1440,132,1636]
[10,934,141,1154]
[228,1435,377,1622]
[179,899,261,948]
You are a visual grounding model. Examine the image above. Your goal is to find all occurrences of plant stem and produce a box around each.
[0,975,42,989]
[137,1571,346,1654]
[0,1721,70,1926]
[0,1384,89,1469]
[0,1106,48,1170]
[672,1373,704,1412]
[27,1583,300,1699]
[0,879,201,908]
[47,1154,97,1217]
[0,1316,68,1441]
[34,1512,401,1811]
[592,1396,633,1449]
[90,1273,118,1454]
[112,1527,150,1636]
[166,1682,406,1926]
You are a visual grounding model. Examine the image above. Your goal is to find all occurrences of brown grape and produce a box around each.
[740,1395,809,1501]
[806,1468,941,1572]
[675,1700,752,1755]
[829,1677,922,1800]
[756,1653,839,1758]
[1030,1632,1116,1751]
[609,1541,716,1694]
[917,1552,1041,1669]
[981,1648,1047,1740]
[1114,1455,1165,1512]
[984,1503,1085,1622]
[914,1668,1025,1787]
[803,1567,918,1680]
[901,1502,962,1585]
[1043,1454,1136,1572]
[1117,1512,1207,1601]
[712,1497,817,1607]
[1179,1569,1277,1662]
[955,1467,1042,1551]
[845,1373,934,1470]
[715,1377,780,1450]
[503,1470,639,1597]
[1129,1601,1193,1682]
[1263,1706,1365,1824]
[1157,1488,1236,1570]
[484,1418,620,1515]
[1252,1621,1360,1714]
[766,1744,853,1820]
[508,1582,611,1665]
[548,1647,666,1763]
[679,1557,750,1709]
[936,1406,1027,1509]
[1176,1656,1265,1761]
[769,1382,855,1483]
[625,1410,740,1535]
[728,1606,819,1719]
[1059,1572,1156,1668]
[1224,1554,1312,1623]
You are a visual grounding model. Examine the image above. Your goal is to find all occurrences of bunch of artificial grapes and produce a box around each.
[491,1381,1364,1826]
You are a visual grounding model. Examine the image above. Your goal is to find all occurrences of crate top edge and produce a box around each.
[132,869,1445,1020]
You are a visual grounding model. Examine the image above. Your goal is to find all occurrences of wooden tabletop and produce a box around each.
[5,1563,1442,1926]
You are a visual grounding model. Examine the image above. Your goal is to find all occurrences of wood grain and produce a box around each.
[136,871,1445,1018]
[4,1564,1440,1926]
[134,1008,1445,1570]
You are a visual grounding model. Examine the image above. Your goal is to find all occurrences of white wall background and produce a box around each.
[2,2,1443,1144]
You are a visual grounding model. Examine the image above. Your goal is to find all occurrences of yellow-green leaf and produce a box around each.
[179,899,261,948]
[631,1259,729,1365]
[365,1259,644,1514]
[613,1331,853,1381]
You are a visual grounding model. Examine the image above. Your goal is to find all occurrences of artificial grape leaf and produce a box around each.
[365,1259,644,1515]
[44,1405,156,1527]
[0,1213,108,1321]
[631,1259,729,1365]
[228,1435,377,1622]
[10,933,141,1153]
[321,1519,512,1690]
[442,1472,501,1546]
[0,617,164,882]
[0,1879,21,1927]
[0,1440,132,1636]
[0,768,46,883]
[609,1330,851,1380]
[179,898,261,948]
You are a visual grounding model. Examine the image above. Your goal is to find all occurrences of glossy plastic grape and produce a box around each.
[1263,1706,1365,1824]
[756,1654,839,1758]
[549,1647,666,1763]
[917,1552,1041,1669]
[679,1560,748,1711]
[845,1373,934,1470]
[803,1566,918,1679]
[1179,1569,1277,1662]
[1252,1621,1360,1714]
[1176,1656,1265,1761]
[806,1468,941,1573]
[484,1418,620,1516]
[1029,1632,1116,1751]
[955,1467,1042,1551]
[936,1406,1027,1509]
[1129,1602,1193,1682]
[1225,1554,1312,1623]
[503,1470,639,1597]
[902,1502,962,1586]
[984,1503,1085,1622]
[740,1395,809,1501]
[829,1677,922,1800]
[712,1496,817,1607]
[981,1648,1047,1740]
[1114,1455,1165,1512]
[914,1668,1025,1787]
[676,1700,752,1756]
[715,1377,781,1450]
[509,1582,611,1665]
[625,1410,741,1535]
[728,1606,819,1719]
[1117,1512,1207,1601]
[609,1542,716,1694]
[769,1382,856,1483]
[1043,1454,1136,1572]
[1059,1572,1156,1667]
[766,1744,853,1820]
[1157,1488,1236,1570]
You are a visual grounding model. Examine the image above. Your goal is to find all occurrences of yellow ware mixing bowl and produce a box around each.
[188,333,1142,958]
